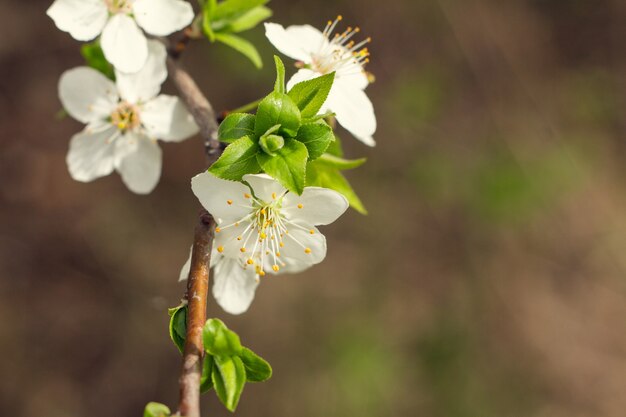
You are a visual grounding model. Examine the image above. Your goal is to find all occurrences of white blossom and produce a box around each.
[59,41,198,194]
[47,0,194,73]
[265,17,377,146]
[179,172,349,314]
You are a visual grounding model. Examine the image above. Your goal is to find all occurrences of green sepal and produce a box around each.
[214,33,263,69]
[294,122,334,161]
[316,153,367,170]
[143,402,171,417]
[254,92,301,138]
[273,55,286,94]
[257,138,308,195]
[287,72,335,118]
[200,354,215,393]
[306,161,367,214]
[218,113,256,143]
[168,304,187,353]
[212,0,268,22]
[203,318,243,357]
[208,136,261,180]
[212,355,247,412]
[240,347,272,382]
[81,41,115,80]
[202,2,217,41]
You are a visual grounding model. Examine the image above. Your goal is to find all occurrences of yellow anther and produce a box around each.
[309,229,315,235]
[217,246,224,253]
[272,192,277,199]
[227,199,233,205]
[235,222,239,227]
[276,251,281,257]
[237,236,242,241]
[337,15,343,21]
[355,27,360,33]
[367,36,372,42]
[247,258,254,265]
[244,193,251,198]
[259,270,266,277]
[260,208,266,215]
[260,232,267,239]
[279,242,285,248]
[240,247,246,253]
[272,265,280,272]
[297,204,303,209]
[304,248,312,254]
[215,227,221,233]
[327,20,332,25]
[117,122,126,130]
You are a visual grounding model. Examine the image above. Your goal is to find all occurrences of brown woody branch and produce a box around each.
[167,52,223,417]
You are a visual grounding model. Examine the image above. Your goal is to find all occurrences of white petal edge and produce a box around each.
[191,172,253,224]
[242,174,287,203]
[264,22,315,63]
[115,133,162,194]
[46,0,108,41]
[133,0,195,36]
[101,14,148,74]
[325,81,377,146]
[59,67,118,124]
[282,187,349,226]
[280,225,327,266]
[212,257,260,315]
[142,95,199,141]
[116,40,167,103]
[66,125,119,182]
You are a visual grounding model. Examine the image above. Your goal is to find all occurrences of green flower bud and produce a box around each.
[260,134,285,156]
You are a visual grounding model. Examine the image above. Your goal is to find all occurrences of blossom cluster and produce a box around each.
[48,1,377,315]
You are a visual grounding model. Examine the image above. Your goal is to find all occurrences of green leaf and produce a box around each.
[257,138,308,194]
[316,153,367,170]
[200,355,215,393]
[306,161,367,214]
[212,355,247,412]
[295,122,334,160]
[208,136,261,180]
[219,113,256,143]
[81,42,115,80]
[287,72,335,118]
[214,33,262,68]
[254,92,301,138]
[202,3,217,41]
[225,5,272,32]
[168,305,187,353]
[240,347,272,382]
[213,0,268,22]
[273,55,285,94]
[203,318,243,357]
[326,133,344,157]
[144,402,171,417]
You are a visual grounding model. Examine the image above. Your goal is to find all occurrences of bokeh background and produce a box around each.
[2,0,626,416]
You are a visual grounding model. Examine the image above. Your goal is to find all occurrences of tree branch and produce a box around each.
[178,210,215,417]
[167,57,222,165]
[167,56,223,417]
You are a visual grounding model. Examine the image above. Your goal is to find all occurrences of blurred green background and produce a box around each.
[1,0,626,416]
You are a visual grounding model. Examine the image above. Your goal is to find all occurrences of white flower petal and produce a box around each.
[133,0,194,36]
[285,24,327,55]
[338,69,369,90]
[280,225,327,266]
[115,40,167,103]
[286,68,319,92]
[191,172,253,224]
[264,23,319,63]
[66,125,119,182]
[325,81,376,146]
[242,174,287,203]
[282,187,349,226]
[142,95,199,141]
[179,246,192,282]
[59,67,118,124]
[115,133,162,194]
[212,257,260,315]
[214,222,249,258]
[46,0,108,41]
[101,14,148,74]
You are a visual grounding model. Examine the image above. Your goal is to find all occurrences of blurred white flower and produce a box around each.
[265,17,377,146]
[179,172,349,314]
[59,41,198,194]
[47,0,194,73]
